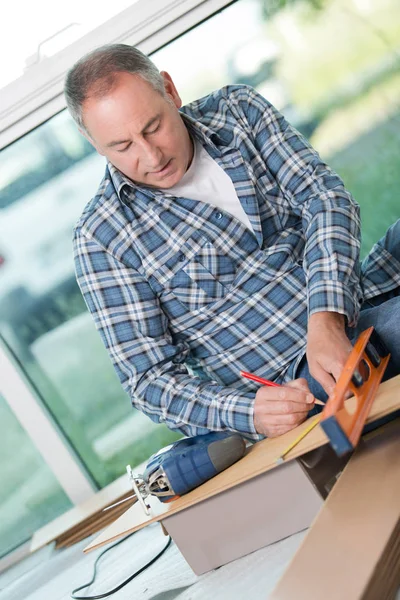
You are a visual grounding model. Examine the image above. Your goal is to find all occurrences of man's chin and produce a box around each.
[124,163,184,189]
[150,167,184,189]
[138,174,179,190]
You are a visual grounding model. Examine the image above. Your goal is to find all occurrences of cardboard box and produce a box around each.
[161,457,324,574]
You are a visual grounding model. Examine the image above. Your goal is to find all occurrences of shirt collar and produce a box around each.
[107,162,133,199]
[180,112,225,150]
[107,111,229,201]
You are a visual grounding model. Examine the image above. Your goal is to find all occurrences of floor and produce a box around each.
[0,524,308,600]
[1,524,399,600]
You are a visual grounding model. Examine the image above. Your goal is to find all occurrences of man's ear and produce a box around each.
[160,71,182,109]
[79,127,105,156]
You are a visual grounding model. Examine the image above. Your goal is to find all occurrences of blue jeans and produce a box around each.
[296,220,400,426]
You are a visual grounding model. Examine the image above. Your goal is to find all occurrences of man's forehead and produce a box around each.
[84,74,165,141]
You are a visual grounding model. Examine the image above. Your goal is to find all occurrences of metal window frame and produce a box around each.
[0,0,234,150]
[0,0,235,563]
[0,337,96,504]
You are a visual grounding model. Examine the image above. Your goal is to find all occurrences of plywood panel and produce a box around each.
[270,418,400,600]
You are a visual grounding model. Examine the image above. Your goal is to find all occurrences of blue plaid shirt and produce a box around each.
[73,85,399,440]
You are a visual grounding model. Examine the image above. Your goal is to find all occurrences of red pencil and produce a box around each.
[240,370,324,406]
[240,371,280,387]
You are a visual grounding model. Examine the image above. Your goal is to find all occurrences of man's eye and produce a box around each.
[118,144,131,153]
[146,123,160,135]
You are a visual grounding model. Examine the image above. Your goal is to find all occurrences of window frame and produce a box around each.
[0,338,96,503]
[0,0,234,566]
[0,0,234,150]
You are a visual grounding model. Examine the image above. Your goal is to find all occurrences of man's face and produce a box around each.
[82,71,193,188]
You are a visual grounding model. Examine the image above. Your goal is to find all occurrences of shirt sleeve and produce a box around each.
[238,86,363,326]
[73,229,260,440]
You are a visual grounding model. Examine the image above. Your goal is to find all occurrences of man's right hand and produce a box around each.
[253,378,315,437]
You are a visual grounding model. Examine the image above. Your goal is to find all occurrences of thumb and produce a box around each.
[312,364,336,397]
[285,377,311,393]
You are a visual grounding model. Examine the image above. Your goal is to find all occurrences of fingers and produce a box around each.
[256,381,314,407]
[306,314,353,397]
[253,379,314,437]
[285,377,311,393]
[253,410,309,437]
[255,399,311,414]
[329,360,346,386]
[258,411,309,426]
[310,362,336,397]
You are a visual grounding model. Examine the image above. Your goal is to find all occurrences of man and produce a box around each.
[64,44,400,441]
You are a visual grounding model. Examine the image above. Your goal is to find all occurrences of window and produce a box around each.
[151,0,400,255]
[0,108,182,489]
[0,0,139,90]
[0,0,399,557]
[0,392,72,558]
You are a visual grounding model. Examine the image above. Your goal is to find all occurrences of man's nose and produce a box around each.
[139,140,163,168]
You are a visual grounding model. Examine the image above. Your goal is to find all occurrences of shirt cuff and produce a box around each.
[220,390,263,442]
[307,279,362,326]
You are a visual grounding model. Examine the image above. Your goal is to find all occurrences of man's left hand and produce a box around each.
[306,311,353,396]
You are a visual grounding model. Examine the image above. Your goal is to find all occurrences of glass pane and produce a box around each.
[0,392,72,558]
[0,0,139,90]
[152,0,400,255]
[0,111,181,490]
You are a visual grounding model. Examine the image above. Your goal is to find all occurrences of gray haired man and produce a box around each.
[65,44,400,440]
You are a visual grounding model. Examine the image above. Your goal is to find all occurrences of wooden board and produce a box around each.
[270,417,400,600]
[31,472,135,552]
[53,493,138,549]
[84,374,400,553]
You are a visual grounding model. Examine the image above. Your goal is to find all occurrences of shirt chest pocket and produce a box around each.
[161,238,236,311]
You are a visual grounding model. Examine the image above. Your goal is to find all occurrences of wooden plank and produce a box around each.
[31,455,152,551]
[84,374,400,553]
[270,417,400,600]
[54,496,138,548]
[31,472,133,551]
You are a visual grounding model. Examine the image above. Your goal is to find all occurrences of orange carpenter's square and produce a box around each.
[320,326,390,456]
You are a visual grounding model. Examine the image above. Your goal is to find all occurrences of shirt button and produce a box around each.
[215,211,223,220]
[178,254,185,262]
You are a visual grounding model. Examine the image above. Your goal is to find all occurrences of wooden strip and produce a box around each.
[31,470,138,551]
[54,497,138,548]
[85,374,400,554]
[54,493,135,541]
[270,418,400,600]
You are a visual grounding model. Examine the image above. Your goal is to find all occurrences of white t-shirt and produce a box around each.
[163,139,254,232]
